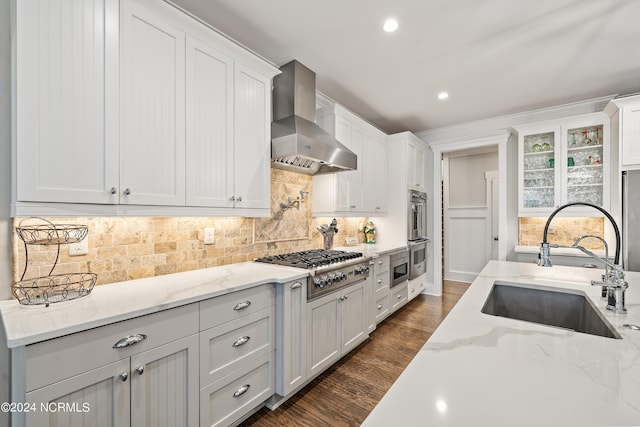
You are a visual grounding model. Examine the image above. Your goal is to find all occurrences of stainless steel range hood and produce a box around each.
[271,60,357,175]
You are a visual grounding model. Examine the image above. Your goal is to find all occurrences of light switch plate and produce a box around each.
[204,227,215,245]
[69,238,89,256]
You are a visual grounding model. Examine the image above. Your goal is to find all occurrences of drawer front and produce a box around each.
[200,353,273,427]
[374,293,390,324]
[200,285,275,330]
[374,255,390,272]
[200,308,274,385]
[26,303,199,392]
[408,278,425,301]
[374,269,389,292]
[390,283,408,313]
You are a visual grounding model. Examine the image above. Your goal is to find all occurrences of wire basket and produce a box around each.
[16,222,89,245]
[11,273,97,306]
[13,218,96,306]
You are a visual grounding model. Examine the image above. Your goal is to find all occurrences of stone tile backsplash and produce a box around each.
[12,170,368,287]
[518,217,605,249]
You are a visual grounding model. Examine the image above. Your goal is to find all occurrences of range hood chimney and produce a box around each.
[271,60,357,175]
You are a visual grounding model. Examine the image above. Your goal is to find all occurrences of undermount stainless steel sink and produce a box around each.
[481,281,621,339]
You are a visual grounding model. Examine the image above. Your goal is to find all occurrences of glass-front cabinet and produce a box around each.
[517,112,610,216]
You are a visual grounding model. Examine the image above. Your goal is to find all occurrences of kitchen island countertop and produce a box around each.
[363,260,640,426]
[0,262,308,348]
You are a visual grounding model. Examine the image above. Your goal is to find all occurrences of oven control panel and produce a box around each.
[308,262,370,300]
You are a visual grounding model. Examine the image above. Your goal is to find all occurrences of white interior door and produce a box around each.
[443,154,498,283]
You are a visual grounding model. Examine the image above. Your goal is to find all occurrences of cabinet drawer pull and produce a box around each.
[377,279,382,284]
[411,289,415,293]
[232,336,251,347]
[232,384,250,398]
[377,260,383,265]
[135,366,144,375]
[397,294,402,299]
[113,334,147,349]
[233,300,252,311]
[377,304,383,310]
[119,371,128,382]
[291,281,302,289]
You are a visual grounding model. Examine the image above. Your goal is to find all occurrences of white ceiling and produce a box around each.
[171,0,640,134]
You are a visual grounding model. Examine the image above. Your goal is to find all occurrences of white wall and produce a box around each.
[448,151,498,207]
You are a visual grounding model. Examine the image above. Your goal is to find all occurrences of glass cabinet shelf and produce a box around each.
[517,113,610,216]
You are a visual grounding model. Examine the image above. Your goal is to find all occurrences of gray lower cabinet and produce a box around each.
[307,280,367,378]
[274,280,307,398]
[19,304,200,427]
[199,285,275,427]
[390,282,409,313]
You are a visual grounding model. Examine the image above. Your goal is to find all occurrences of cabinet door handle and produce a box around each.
[397,294,402,299]
[237,196,243,202]
[349,205,356,209]
[230,196,235,202]
[135,366,144,375]
[377,279,382,284]
[377,260,383,265]
[123,188,131,196]
[110,187,117,195]
[411,289,415,293]
[377,304,383,310]
[119,371,128,382]
[291,281,302,289]
[113,334,147,349]
[233,300,252,311]
[232,336,250,347]
[232,384,250,398]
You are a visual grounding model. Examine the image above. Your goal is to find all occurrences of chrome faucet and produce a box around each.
[538,202,628,314]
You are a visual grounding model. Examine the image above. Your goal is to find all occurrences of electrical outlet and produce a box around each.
[204,227,215,245]
[69,238,89,256]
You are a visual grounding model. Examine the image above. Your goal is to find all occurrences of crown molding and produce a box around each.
[417,95,616,146]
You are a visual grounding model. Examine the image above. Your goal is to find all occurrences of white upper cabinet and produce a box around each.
[232,64,272,210]
[120,0,186,206]
[13,0,277,216]
[606,95,640,170]
[184,36,234,208]
[15,0,119,205]
[406,137,427,190]
[516,112,610,216]
[313,105,387,216]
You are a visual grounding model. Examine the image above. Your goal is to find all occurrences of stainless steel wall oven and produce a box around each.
[408,190,428,241]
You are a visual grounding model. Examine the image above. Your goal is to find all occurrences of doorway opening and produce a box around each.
[442,146,499,283]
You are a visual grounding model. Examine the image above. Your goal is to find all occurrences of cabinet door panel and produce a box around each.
[130,335,199,427]
[276,280,307,396]
[16,0,119,204]
[341,281,366,353]
[25,359,130,427]
[621,105,640,168]
[120,0,186,205]
[233,64,271,209]
[306,293,340,377]
[185,37,234,207]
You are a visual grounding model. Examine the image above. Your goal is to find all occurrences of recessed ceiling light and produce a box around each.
[438,92,449,100]
[383,19,398,33]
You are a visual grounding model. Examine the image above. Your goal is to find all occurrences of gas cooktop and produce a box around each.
[254,249,364,270]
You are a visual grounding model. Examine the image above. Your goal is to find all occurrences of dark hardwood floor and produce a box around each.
[240,280,470,427]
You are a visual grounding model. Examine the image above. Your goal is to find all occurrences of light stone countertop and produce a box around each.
[363,260,640,427]
[0,262,308,348]
[335,242,410,257]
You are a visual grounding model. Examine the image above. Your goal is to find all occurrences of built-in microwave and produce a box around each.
[390,249,410,287]
[408,190,427,241]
